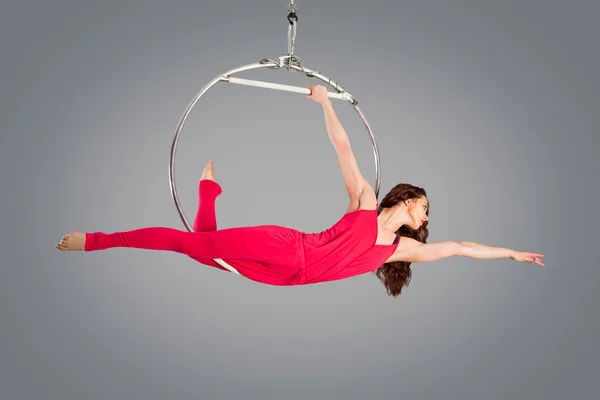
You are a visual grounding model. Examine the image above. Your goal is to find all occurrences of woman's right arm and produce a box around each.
[307,85,376,211]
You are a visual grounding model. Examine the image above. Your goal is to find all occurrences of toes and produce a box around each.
[56,233,74,250]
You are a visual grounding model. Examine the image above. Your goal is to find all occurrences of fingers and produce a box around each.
[306,85,314,99]
[306,84,325,97]
[517,251,545,267]
[530,253,545,267]
[531,258,545,267]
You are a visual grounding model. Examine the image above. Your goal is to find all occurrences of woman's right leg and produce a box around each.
[190,161,228,269]
[193,161,221,233]
[193,179,221,232]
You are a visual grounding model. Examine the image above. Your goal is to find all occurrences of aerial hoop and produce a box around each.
[169,1,382,274]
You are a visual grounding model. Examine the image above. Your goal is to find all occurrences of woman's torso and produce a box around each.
[302,208,399,284]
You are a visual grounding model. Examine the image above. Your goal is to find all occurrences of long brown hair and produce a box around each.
[375,183,429,297]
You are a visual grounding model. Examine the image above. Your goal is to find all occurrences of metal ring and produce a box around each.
[169,60,382,233]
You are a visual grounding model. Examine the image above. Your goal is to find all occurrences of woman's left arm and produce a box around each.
[390,237,545,266]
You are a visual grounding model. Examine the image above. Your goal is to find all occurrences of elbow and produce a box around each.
[348,189,364,204]
[454,242,467,257]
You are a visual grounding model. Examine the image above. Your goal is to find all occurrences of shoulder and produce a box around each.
[394,236,422,251]
[345,182,377,213]
[388,239,462,263]
[384,236,422,263]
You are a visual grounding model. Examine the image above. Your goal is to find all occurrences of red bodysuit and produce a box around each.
[84,180,400,286]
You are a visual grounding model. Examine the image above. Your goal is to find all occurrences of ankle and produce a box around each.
[199,179,222,196]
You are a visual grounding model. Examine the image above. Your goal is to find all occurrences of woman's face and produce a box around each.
[406,196,429,230]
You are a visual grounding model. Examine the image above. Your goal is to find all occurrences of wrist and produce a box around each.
[320,99,333,108]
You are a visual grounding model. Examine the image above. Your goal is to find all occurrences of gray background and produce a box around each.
[2,0,599,399]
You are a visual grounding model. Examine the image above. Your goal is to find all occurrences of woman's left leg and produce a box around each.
[59,224,301,269]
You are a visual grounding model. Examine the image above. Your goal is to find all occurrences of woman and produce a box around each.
[56,85,544,296]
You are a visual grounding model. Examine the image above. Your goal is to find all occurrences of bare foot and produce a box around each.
[200,160,215,181]
[55,232,86,251]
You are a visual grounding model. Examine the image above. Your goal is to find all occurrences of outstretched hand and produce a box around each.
[306,84,329,104]
[511,251,545,266]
